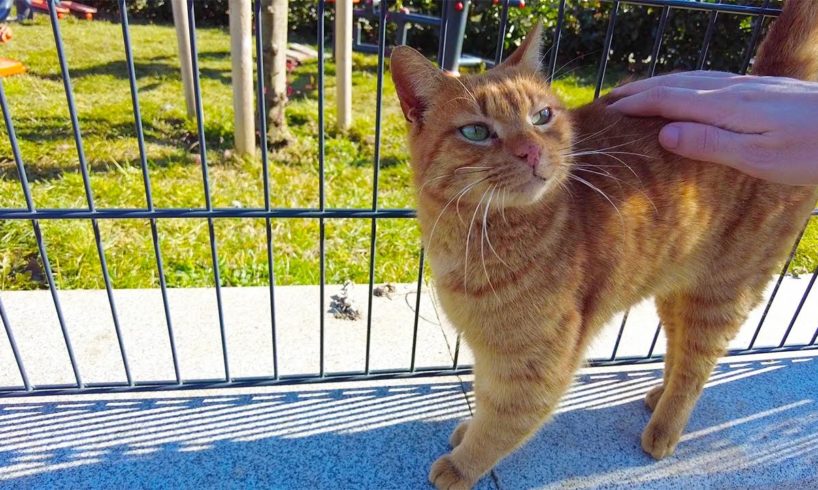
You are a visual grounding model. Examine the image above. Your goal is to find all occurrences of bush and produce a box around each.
[91,0,774,76]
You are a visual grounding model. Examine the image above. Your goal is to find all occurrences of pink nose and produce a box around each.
[513,142,541,168]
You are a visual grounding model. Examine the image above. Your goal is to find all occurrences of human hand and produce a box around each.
[608,71,818,186]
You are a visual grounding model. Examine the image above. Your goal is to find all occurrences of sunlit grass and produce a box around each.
[1,18,812,291]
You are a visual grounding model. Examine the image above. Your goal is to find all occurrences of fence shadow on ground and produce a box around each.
[0,357,815,489]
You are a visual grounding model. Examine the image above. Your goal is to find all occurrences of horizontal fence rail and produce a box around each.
[1,0,816,398]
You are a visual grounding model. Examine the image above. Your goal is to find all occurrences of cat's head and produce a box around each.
[391,24,573,208]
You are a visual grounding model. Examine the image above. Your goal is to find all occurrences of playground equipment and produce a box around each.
[31,0,69,19]
[0,58,25,77]
[31,0,96,20]
[351,0,525,73]
[60,1,97,20]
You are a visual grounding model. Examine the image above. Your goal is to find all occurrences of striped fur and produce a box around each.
[391,2,818,488]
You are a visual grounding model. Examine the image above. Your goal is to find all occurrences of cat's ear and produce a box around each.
[497,22,544,73]
[390,46,445,124]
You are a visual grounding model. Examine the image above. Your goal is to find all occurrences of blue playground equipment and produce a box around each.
[350,0,526,73]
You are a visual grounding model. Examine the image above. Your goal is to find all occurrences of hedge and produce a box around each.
[85,0,774,76]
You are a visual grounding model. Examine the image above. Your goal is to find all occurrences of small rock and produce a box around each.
[329,281,361,321]
[373,283,396,299]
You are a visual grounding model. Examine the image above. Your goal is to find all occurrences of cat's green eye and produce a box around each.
[459,124,490,142]
[532,107,553,126]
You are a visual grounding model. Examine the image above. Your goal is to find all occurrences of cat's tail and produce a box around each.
[752,0,818,80]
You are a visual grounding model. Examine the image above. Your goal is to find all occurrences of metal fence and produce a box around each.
[1,0,816,398]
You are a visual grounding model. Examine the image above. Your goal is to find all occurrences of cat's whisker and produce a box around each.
[420,168,489,195]
[480,186,501,299]
[567,151,640,180]
[500,188,509,225]
[573,167,625,185]
[572,163,659,216]
[558,179,575,201]
[456,172,496,225]
[419,174,452,194]
[564,132,647,151]
[574,133,655,154]
[428,175,491,250]
[567,121,619,148]
[483,188,512,272]
[455,166,492,174]
[568,174,625,227]
[450,76,480,109]
[546,49,600,84]
[465,186,492,294]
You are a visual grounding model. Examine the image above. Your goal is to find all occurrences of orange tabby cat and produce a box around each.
[390,1,818,488]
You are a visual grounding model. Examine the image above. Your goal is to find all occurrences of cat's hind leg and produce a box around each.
[641,286,751,459]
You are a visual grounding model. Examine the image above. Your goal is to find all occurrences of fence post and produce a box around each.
[440,0,469,74]
[171,0,196,118]
[335,0,353,130]
[229,0,255,155]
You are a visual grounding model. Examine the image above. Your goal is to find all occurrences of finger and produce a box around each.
[658,122,749,169]
[610,71,740,97]
[608,87,733,125]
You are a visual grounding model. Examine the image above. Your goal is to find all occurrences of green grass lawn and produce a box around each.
[0,18,815,291]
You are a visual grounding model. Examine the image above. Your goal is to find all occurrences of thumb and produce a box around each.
[659,123,747,169]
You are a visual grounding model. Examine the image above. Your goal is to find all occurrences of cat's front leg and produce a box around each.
[429,348,575,490]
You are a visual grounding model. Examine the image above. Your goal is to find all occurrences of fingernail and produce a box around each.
[660,125,680,149]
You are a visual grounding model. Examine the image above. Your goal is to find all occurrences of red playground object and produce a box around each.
[30,0,70,19]
[60,1,97,20]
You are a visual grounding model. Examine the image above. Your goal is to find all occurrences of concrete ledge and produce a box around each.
[1,275,816,389]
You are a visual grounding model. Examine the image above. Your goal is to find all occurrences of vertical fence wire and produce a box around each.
[436,1,449,67]
[118,0,181,384]
[646,322,662,358]
[648,6,671,77]
[318,0,327,377]
[696,1,720,69]
[609,310,629,360]
[0,71,82,390]
[364,0,389,374]
[493,0,511,65]
[47,0,133,386]
[186,0,231,382]
[778,267,818,347]
[1,0,813,397]
[409,249,425,372]
[594,0,620,99]
[740,0,771,74]
[748,223,806,349]
[547,0,568,82]
[0,296,31,391]
[254,0,280,379]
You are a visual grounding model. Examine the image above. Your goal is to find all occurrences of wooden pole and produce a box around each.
[262,0,290,145]
[229,0,255,156]
[171,0,195,118]
[335,0,353,131]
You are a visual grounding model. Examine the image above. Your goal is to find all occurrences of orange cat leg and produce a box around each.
[641,290,745,459]
[646,296,682,412]
[429,346,577,489]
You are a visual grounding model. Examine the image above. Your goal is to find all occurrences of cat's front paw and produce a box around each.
[429,454,473,490]
[644,385,664,412]
[449,420,470,448]
[641,420,681,460]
